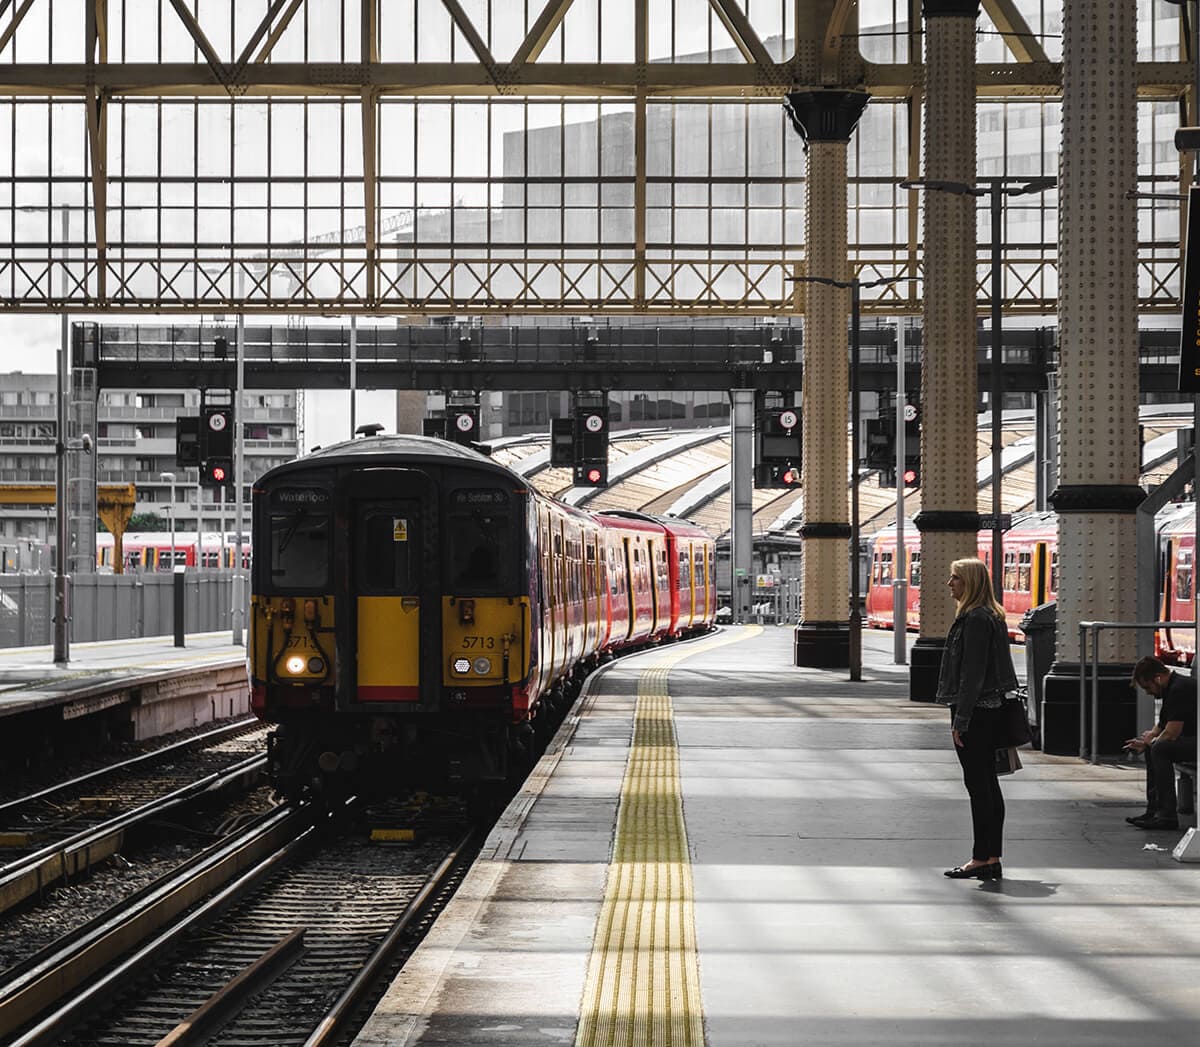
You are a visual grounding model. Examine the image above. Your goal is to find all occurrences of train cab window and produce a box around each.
[357,511,415,594]
[270,510,330,589]
[910,552,921,588]
[1176,548,1193,602]
[448,490,511,593]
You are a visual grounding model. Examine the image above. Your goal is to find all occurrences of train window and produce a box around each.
[910,552,921,588]
[878,552,893,587]
[1049,552,1059,596]
[448,507,510,592]
[1003,552,1018,593]
[1176,549,1193,602]
[1018,552,1032,593]
[270,510,330,589]
[679,549,691,589]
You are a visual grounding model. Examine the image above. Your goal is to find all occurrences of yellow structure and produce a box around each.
[0,484,137,573]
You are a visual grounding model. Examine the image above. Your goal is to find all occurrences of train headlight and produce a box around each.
[452,657,472,674]
[472,657,492,675]
[307,657,325,674]
[285,655,306,675]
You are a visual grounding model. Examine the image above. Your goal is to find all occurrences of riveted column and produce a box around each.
[910,0,979,700]
[784,90,870,669]
[1041,0,1141,755]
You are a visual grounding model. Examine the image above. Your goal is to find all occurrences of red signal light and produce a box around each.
[903,468,917,485]
[782,467,800,485]
[586,467,603,484]
[210,464,227,482]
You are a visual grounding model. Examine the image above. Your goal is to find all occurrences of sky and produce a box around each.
[0,315,390,454]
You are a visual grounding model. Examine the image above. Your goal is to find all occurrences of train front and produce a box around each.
[248,438,538,801]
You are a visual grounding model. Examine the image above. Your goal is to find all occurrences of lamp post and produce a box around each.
[901,176,1055,601]
[160,472,176,569]
[789,272,907,681]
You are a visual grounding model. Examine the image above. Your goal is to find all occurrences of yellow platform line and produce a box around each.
[576,627,762,1047]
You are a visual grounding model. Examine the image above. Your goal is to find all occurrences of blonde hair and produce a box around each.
[951,557,1006,619]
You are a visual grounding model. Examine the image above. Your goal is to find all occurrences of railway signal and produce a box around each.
[575,462,608,487]
[755,405,802,489]
[175,415,201,468]
[201,457,232,487]
[903,397,920,488]
[570,395,609,487]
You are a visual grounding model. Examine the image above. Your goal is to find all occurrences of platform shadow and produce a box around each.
[978,877,1059,897]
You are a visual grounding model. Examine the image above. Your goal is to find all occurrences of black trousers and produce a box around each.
[952,705,1006,861]
[1145,735,1197,819]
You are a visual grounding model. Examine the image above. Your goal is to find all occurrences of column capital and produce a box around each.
[783,90,870,144]
[922,0,980,18]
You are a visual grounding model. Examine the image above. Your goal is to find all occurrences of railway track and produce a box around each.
[0,797,476,1046]
[0,720,269,916]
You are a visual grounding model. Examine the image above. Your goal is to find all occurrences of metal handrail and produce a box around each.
[1078,620,1196,763]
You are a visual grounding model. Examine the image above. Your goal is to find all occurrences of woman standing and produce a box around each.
[936,557,1019,880]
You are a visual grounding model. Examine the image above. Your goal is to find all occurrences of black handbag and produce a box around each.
[1001,694,1033,747]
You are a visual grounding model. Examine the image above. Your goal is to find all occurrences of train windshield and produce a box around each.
[448,488,512,592]
[270,509,330,589]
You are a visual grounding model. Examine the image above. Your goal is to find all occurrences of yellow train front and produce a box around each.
[249,434,552,804]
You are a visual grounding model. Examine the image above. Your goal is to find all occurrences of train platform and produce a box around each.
[354,625,1200,1047]
[0,632,248,734]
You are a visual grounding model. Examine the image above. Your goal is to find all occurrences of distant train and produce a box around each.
[248,434,717,807]
[865,506,1195,665]
[96,531,251,572]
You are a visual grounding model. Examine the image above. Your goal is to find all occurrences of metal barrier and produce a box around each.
[1078,620,1195,763]
[0,570,247,648]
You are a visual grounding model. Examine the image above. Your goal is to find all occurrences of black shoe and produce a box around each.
[1126,813,1155,827]
[944,862,1000,880]
[1134,816,1180,831]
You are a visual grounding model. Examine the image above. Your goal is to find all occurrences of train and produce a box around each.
[96,531,251,572]
[865,505,1195,664]
[247,433,717,808]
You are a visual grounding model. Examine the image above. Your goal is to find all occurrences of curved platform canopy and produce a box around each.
[487,403,1195,541]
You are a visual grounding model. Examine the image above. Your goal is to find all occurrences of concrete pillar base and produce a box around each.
[910,637,945,702]
[794,623,849,668]
[1041,661,1137,757]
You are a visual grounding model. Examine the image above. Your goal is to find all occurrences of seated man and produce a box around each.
[1124,656,1198,831]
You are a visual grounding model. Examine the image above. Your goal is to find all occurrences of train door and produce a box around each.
[622,536,637,640]
[339,470,439,709]
[648,539,662,635]
[1032,543,1049,606]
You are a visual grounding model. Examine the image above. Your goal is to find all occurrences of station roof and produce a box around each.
[487,403,1194,541]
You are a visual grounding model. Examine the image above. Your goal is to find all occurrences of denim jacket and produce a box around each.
[935,606,1019,732]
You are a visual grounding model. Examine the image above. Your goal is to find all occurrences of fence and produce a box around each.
[1078,619,1195,763]
[0,570,245,648]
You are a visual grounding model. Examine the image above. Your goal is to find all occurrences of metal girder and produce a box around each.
[0,58,1189,99]
[981,0,1049,65]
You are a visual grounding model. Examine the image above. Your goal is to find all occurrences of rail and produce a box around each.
[1077,620,1196,764]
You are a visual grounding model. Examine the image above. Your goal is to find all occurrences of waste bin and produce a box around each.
[1019,601,1056,748]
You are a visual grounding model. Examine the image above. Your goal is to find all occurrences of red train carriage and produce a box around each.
[867,505,1200,664]
[1157,502,1195,666]
[866,512,1057,640]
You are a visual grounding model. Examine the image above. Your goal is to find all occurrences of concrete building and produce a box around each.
[0,373,300,550]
